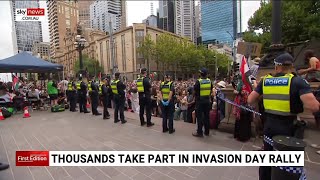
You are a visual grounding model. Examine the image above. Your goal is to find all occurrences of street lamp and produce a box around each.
[74,27,86,73]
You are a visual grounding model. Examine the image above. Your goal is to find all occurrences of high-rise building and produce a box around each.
[174,0,196,42]
[201,0,238,47]
[90,0,126,33]
[158,0,175,33]
[47,1,79,59]
[32,42,50,60]
[78,0,94,28]
[12,0,43,53]
[195,4,201,41]
[142,15,158,28]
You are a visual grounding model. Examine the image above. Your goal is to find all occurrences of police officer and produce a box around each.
[78,75,90,113]
[67,77,77,112]
[248,53,320,180]
[160,74,175,134]
[90,77,102,116]
[101,77,111,119]
[111,72,127,124]
[193,68,212,137]
[137,68,154,127]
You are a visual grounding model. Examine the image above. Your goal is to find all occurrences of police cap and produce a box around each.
[274,53,294,66]
[199,67,208,75]
[140,68,147,74]
[115,72,120,78]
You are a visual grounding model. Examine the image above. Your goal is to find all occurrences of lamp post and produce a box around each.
[74,25,86,74]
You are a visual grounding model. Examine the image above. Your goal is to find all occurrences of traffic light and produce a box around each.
[233,62,240,72]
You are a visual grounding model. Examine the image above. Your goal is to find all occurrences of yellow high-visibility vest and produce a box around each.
[161,81,172,100]
[76,81,82,90]
[88,81,92,92]
[137,77,144,93]
[198,78,211,97]
[67,82,73,91]
[262,74,294,116]
[99,83,103,95]
[111,80,119,94]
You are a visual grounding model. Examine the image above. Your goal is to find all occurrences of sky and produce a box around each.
[0,0,260,60]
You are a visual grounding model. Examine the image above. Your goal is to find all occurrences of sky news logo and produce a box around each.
[15,8,45,22]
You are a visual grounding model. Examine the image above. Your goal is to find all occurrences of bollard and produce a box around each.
[271,135,306,180]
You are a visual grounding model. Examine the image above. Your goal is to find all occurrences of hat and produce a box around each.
[165,74,171,78]
[199,68,208,75]
[140,68,147,74]
[115,72,120,77]
[274,53,294,65]
[217,81,226,88]
[253,57,260,65]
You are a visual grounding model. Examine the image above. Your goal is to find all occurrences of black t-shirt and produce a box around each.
[193,78,213,100]
[255,73,311,114]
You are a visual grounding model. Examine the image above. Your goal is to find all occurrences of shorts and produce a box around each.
[49,94,58,100]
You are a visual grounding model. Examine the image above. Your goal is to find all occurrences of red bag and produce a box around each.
[210,109,217,129]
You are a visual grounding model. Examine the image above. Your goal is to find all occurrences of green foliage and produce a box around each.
[74,55,104,77]
[138,32,231,78]
[243,0,320,53]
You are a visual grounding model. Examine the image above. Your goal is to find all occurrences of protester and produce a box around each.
[298,50,320,82]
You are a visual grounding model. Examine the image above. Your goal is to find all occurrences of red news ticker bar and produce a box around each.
[16,151,49,166]
[27,8,45,16]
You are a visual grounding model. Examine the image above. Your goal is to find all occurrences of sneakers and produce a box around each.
[169,129,175,134]
[0,163,9,171]
[147,122,155,127]
[192,132,203,138]
[121,120,127,124]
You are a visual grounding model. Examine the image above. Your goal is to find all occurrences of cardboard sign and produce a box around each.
[237,42,262,57]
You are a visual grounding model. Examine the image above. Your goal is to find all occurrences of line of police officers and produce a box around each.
[65,67,214,136]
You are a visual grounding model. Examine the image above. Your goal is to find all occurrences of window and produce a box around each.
[100,42,104,71]
[66,19,70,28]
[121,35,126,71]
[65,6,70,19]
[135,30,144,37]
[106,40,110,69]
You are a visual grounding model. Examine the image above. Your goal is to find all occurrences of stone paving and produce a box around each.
[0,108,319,180]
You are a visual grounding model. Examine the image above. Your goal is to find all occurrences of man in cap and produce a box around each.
[101,76,111,119]
[137,68,154,127]
[90,76,102,116]
[110,72,127,124]
[248,53,320,180]
[193,68,213,137]
[160,74,175,134]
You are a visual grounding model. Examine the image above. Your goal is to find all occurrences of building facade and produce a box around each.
[158,0,175,33]
[55,24,182,79]
[142,15,158,28]
[12,0,43,53]
[174,0,196,42]
[32,42,50,60]
[78,0,94,28]
[90,0,126,33]
[201,0,238,47]
[47,1,79,59]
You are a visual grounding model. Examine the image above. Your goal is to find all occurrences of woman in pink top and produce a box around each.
[298,50,320,82]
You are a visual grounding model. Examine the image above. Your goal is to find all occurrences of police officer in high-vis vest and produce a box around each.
[248,53,320,180]
[78,75,90,113]
[137,68,154,127]
[90,76,102,116]
[193,68,213,137]
[111,72,127,124]
[160,74,175,134]
[67,77,77,112]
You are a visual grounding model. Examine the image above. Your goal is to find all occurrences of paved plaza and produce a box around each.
[0,108,319,180]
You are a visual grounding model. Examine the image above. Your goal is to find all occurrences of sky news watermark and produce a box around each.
[15,8,45,22]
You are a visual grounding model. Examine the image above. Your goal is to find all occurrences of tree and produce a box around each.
[243,1,320,53]
[137,34,155,74]
[74,55,104,77]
